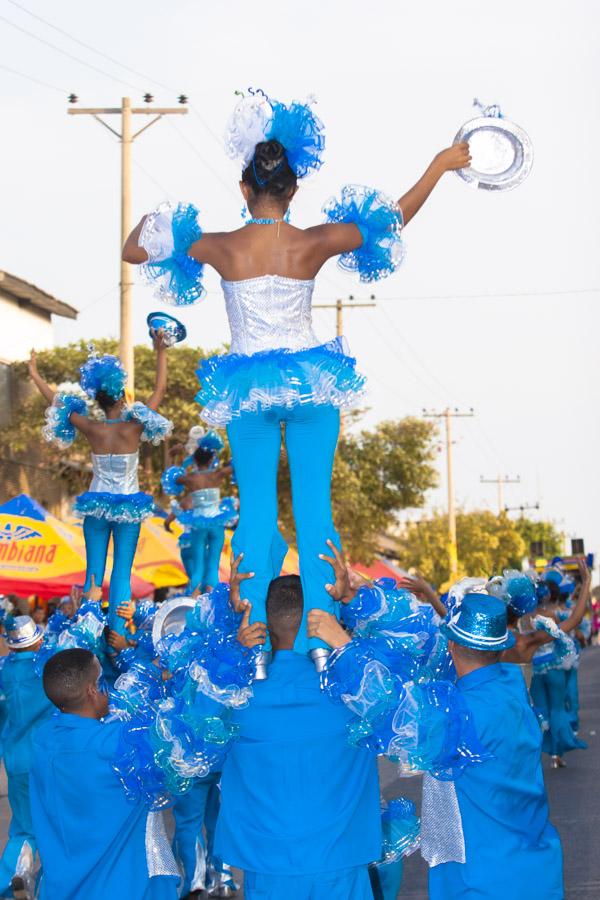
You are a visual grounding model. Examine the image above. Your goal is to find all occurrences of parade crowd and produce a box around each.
[0,89,593,900]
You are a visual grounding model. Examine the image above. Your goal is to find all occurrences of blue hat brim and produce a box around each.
[147,312,187,344]
[440,621,515,652]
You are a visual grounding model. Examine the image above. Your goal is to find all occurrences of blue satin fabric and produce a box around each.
[429,664,563,900]
[0,653,54,894]
[244,866,374,900]
[565,667,579,731]
[82,517,141,637]
[214,651,381,877]
[227,404,340,654]
[30,714,179,900]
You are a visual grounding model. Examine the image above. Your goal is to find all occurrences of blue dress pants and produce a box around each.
[82,516,141,636]
[227,404,341,654]
[188,527,225,593]
[0,773,35,897]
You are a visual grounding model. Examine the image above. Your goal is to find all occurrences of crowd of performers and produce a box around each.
[0,88,592,899]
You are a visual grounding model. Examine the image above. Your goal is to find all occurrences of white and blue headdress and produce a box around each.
[225,88,326,178]
[79,345,127,400]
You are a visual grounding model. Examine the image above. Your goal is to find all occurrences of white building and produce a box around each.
[0,270,77,364]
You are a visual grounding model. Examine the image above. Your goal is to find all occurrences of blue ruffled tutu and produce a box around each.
[195,336,366,426]
[74,491,154,524]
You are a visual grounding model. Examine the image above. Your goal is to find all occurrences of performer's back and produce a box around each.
[215,649,381,876]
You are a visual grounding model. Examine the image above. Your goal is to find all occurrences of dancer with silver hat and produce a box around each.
[29,333,172,638]
[124,88,470,675]
[424,594,564,900]
[0,616,53,900]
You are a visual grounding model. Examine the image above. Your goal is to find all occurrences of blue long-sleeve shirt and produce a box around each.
[214,650,381,876]
[428,663,563,900]
[29,713,179,900]
[0,652,53,775]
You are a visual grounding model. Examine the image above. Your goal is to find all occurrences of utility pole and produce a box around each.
[423,407,475,580]
[313,294,376,433]
[505,502,540,516]
[67,94,188,393]
[480,474,521,514]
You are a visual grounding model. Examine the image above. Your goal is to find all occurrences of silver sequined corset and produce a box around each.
[191,487,221,517]
[222,275,320,354]
[89,452,140,495]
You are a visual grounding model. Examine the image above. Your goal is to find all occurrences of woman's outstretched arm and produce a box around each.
[560,559,591,633]
[398,143,471,225]
[28,350,55,403]
[145,329,168,410]
[122,217,148,264]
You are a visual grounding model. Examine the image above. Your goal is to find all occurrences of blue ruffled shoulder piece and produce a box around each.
[377,797,421,864]
[266,99,325,178]
[123,402,173,445]
[42,392,88,449]
[532,615,578,673]
[161,465,186,497]
[323,185,405,283]
[139,202,205,306]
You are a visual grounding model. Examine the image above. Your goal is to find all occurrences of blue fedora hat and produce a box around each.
[440,593,515,651]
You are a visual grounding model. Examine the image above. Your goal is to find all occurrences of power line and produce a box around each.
[5,0,177,93]
[0,13,144,92]
[378,287,600,303]
[0,61,67,94]
[166,118,240,201]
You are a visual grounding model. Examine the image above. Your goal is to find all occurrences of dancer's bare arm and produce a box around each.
[560,560,591,632]
[122,217,148,264]
[395,572,448,618]
[146,330,168,410]
[29,350,90,432]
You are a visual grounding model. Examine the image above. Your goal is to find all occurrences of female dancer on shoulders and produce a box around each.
[29,332,171,636]
[123,91,470,673]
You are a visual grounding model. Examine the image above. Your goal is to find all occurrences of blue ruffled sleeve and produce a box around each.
[161,465,186,497]
[139,201,205,306]
[42,392,88,449]
[124,402,173,445]
[323,184,405,282]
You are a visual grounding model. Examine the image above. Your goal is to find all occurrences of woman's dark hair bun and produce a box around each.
[95,389,123,413]
[242,139,297,198]
[194,446,215,468]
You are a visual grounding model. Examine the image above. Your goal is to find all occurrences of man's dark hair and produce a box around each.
[193,446,214,469]
[452,643,502,667]
[266,575,303,640]
[43,648,97,711]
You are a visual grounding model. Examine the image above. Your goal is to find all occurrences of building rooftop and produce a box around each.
[0,271,78,320]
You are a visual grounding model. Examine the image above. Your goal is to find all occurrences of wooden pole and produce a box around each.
[120,97,134,394]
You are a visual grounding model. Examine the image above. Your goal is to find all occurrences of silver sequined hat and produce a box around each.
[152,596,196,649]
[5,615,44,649]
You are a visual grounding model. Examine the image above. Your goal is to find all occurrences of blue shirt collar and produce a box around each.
[9,651,37,661]
[55,711,104,729]
[457,662,503,691]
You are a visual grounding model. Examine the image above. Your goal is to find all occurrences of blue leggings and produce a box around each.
[227,404,340,654]
[82,517,141,636]
[180,542,194,581]
[530,669,587,756]
[189,527,226,593]
[565,666,580,731]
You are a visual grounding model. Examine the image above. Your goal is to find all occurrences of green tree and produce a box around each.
[397,510,526,589]
[513,517,564,561]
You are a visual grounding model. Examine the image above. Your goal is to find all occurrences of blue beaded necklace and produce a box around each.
[245,210,291,226]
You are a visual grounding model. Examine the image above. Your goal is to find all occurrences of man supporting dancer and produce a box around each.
[30,649,179,900]
[424,595,563,900]
[0,617,53,900]
[215,574,381,900]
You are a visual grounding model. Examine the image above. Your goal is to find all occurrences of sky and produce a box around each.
[2,0,599,562]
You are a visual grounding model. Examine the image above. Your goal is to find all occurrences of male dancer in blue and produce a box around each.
[215,574,381,899]
[424,595,563,900]
[29,649,180,900]
[0,615,52,900]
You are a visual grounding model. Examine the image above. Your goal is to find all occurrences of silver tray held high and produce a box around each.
[454,99,533,191]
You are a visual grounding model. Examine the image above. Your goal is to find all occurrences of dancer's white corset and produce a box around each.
[89,452,140,495]
[191,487,221,518]
[222,276,319,354]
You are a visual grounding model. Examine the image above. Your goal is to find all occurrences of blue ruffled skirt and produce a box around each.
[74,491,154,524]
[195,336,366,426]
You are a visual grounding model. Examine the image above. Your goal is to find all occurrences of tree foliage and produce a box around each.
[397,510,527,589]
[513,517,564,560]
[5,343,438,561]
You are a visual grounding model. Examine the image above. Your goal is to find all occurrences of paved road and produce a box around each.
[0,648,597,898]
